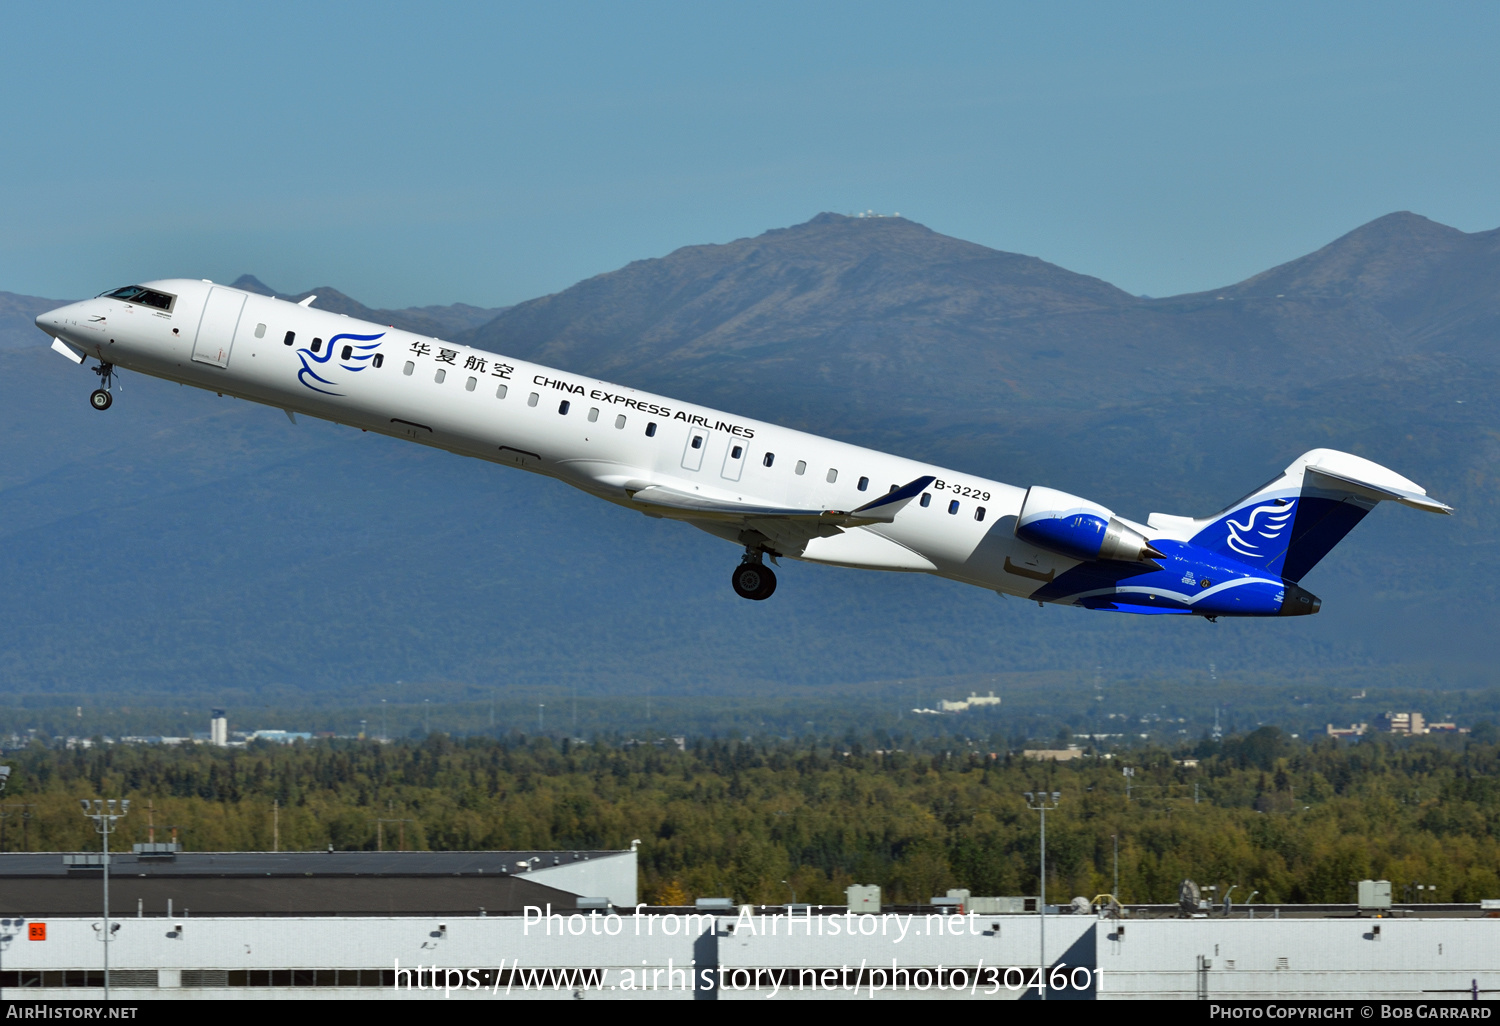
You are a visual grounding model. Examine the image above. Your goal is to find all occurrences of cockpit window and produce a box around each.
[98,285,176,312]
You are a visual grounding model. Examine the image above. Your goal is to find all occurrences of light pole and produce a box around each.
[1024,790,1061,1000]
[1112,832,1119,902]
[80,798,129,1002]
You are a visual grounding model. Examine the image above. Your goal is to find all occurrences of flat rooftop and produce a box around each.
[0,850,626,877]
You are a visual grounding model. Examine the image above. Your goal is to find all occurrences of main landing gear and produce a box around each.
[731,551,777,601]
[89,362,116,411]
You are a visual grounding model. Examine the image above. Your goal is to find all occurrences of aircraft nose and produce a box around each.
[34,302,82,337]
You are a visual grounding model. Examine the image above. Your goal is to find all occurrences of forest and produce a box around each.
[1,726,1497,907]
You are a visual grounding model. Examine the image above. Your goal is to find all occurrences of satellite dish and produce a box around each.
[1178,879,1202,917]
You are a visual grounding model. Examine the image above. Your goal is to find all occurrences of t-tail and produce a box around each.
[1148,449,1452,591]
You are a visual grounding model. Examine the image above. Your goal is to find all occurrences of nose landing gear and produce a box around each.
[89,362,116,411]
[731,552,777,601]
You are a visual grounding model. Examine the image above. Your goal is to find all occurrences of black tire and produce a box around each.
[731,562,777,601]
[754,565,777,600]
[90,389,112,411]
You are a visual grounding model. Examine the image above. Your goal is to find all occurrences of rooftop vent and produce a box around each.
[133,842,181,860]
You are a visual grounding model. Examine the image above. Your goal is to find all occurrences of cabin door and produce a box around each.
[192,288,246,368]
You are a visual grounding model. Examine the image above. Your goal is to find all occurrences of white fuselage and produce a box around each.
[39,279,1091,599]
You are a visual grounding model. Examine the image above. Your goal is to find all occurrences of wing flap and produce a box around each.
[626,474,937,527]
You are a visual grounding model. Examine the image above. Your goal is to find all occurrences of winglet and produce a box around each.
[850,475,937,523]
[297,295,317,308]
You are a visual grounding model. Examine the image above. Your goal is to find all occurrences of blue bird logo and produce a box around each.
[295,331,385,396]
[1225,501,1296,558]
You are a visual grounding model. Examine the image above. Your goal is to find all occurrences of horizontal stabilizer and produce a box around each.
[1304,465,1452,515]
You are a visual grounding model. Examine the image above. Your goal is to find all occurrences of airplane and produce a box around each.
[35,279,1451,617]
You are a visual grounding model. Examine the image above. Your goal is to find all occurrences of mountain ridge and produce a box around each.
[2,211,1494,698]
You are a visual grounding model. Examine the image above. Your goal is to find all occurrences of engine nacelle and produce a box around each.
[1015,486,1163,564]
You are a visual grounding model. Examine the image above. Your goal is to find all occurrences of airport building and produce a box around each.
[1,850,1495,1001]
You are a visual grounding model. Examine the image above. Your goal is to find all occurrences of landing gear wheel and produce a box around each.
[731,562,777,601]
[90,389,112,411]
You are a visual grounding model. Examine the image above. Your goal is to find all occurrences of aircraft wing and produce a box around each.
[627,474,936,527]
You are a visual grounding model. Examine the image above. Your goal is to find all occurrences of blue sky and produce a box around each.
[3,1,1497,307]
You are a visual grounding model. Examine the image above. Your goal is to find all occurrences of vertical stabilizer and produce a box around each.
[1160,450,1449,582]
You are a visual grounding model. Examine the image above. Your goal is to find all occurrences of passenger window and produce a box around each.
[920,493,931,507]
[434,369,446,383]
[730,445,743,459]
[857,476,869,491]
[254,323,266,339]
[691,436,703,449]
[795,461,806,476]
[559,400,570,415]
[403,361,414,376]
[496,384,508,399]
[528,393,539,407]
[975,507,986,522]
[311,338,323,353]
[341,345,352,360]
[763,453,774,467]
[646,422,657,437]
[465,377,477,391]
[372,354,384,369]
[283,331,295,346]
[588,407,599,423]
[948,500,959,515]
[615,414,626,429]
[826,469,838,484]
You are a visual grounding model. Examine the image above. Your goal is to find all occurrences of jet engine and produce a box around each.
[1014,486,1163,564]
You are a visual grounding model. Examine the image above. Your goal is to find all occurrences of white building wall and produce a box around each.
[5,913,1497,1001]
[1097,917,1497,1000]
[526,851,636,906]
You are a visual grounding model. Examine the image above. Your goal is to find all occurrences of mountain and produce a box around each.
[458,213,1494,527]
[0,213,1494,711]
[1213,212,1500,363]
[460,212,1494,419]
